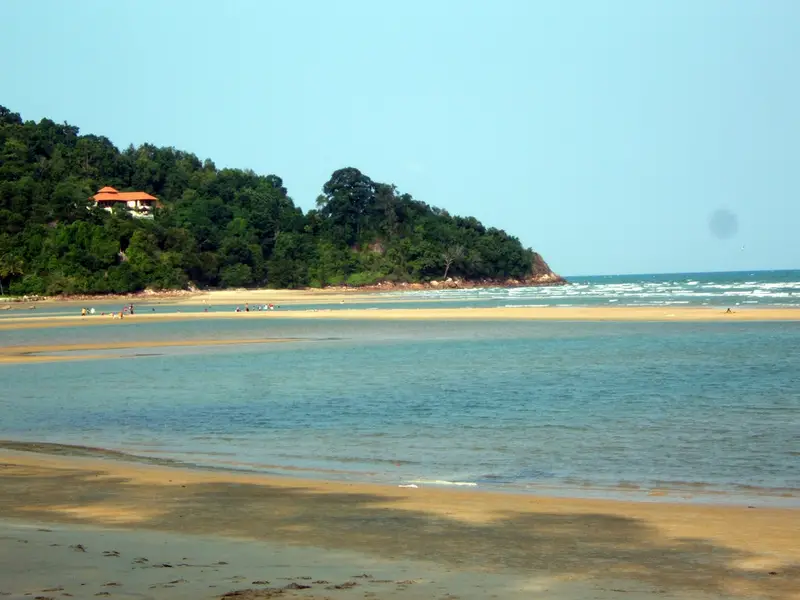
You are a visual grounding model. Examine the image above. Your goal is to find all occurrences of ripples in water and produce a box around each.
[1,319,798,504]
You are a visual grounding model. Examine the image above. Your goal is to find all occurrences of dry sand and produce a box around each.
[0,288,385,311]
[1,305,799,333]
[179,288,399,305]
[0,447,798,600]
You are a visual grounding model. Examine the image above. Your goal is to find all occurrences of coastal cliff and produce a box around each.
[0,105,563,296]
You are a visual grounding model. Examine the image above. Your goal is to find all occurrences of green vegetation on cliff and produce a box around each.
[0,105,557,295]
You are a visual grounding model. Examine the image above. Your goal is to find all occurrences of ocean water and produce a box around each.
[1,317,798,503]
[381,269,800,308]
[1,269,798,318]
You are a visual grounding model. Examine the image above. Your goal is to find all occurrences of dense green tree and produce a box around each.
[0,105,557,296]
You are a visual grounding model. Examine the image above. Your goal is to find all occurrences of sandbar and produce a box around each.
[0,305,798,333]
[0,337,297,364]
[0,445,797,599]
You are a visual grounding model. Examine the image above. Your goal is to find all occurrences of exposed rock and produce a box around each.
[318,251,566,292]
[326,270,567,293]
[283,582,310,590]
[219,590,284,599]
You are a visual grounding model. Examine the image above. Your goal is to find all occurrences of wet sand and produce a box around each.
[0,338,298,364]
[1,305,798,333]
[0,519,531,600]
[0,446,798,600]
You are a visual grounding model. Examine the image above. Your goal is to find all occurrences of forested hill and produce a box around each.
[0,105,563,296]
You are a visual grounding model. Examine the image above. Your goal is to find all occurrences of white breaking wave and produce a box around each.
[407,479,478,487]
[377,275,800,306]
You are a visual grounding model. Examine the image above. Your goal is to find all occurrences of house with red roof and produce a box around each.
[92,186,161,218]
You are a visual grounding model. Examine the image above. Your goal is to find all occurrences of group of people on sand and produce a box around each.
[233,302,277,313]
[80,303,139,319]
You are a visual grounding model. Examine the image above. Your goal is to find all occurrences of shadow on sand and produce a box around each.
[0,461,797,599]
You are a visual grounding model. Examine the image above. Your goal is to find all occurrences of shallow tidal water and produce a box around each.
[1,317,798,503]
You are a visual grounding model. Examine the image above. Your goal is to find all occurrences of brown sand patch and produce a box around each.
[19,502,166,524]
[0,447,798,599]
[0,337,297,364]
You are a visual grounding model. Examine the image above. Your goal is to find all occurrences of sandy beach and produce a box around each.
[1,305,799,334]
[2,295,798,598]
[179,288,412,305]
[0,287,392,311]
[0,445,798,600]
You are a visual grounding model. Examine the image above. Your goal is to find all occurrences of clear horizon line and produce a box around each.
[563,268,797,279]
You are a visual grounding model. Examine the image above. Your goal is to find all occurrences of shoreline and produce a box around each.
[1,443,798,599]
[0,275,567,307]
[1,440,796,509]
[3,440,796,508]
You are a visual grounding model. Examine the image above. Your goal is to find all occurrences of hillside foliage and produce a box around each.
[0,105,552,295]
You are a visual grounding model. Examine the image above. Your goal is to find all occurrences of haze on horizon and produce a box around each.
[1,0,798,277]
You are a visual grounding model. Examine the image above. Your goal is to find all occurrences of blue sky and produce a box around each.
[1,0,798,276]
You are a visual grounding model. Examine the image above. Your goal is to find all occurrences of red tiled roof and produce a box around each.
[97,186,118,193]
[94,191,158,202]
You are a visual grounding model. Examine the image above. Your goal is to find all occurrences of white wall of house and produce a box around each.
[97,202,155,218]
